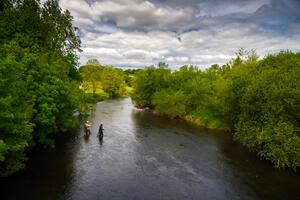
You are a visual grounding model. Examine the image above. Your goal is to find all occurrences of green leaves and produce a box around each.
[132,51,300,169]
[0,140,8,162]
[233,51,300,168]
[152,89,187,118]
[0,42,34,175]
[79,65,127,98]
[0,0,83,175]
[41,0,81,56]
[132,66,171,108]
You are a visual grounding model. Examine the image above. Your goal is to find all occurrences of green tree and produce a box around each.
[0,43,34,175]
[132,50,300,168]
[100,67,127,98]
[86,58,101,66]
[234,51,300,168]
[0,0,83,175]
[152,89,187,118]
[41,0,81,57]
[79,65,102,95]
[79,65,128,98]
[132,65,171,108]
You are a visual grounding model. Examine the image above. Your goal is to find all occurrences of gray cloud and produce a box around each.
[78,26,300,69]
[61,0,197,32]
[59,0,300,68]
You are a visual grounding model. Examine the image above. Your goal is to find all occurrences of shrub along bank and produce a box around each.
[131,51,300,169]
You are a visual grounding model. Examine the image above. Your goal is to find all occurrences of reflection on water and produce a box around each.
[0,98,299,200]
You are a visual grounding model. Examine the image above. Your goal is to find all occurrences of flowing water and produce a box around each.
[0,98,299,200]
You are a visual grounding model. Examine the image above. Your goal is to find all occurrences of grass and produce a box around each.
[185,108,229,130]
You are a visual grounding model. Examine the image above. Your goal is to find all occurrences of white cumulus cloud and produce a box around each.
[57,0,300,69]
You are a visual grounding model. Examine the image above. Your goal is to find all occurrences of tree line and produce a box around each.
[132,50,300,169]
[79,59,133,102]
[0,0,84,176]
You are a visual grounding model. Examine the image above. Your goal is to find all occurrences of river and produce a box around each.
[0,98,299,200]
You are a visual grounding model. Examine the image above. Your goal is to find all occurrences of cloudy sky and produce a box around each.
[58,0,300,69]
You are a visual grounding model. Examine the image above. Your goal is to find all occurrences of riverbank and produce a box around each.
[131,52,300,169]
[184,115,230,131]
[151,109,230,131]
[147,105,300,171]
[183,108,231,131]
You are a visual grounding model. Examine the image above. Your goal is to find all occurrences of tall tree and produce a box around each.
[79,65,102,95]
[0,0,83,176]
[41,0,81,53]
[86,58,101,66]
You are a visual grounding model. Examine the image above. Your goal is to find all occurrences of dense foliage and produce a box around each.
[132,51,300,169]
[0,0,83,176]
[79,61,131,100]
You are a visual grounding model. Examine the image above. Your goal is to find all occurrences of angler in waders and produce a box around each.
[98,123,104,141]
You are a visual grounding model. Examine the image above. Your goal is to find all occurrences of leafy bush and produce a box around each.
[233,51,300,168]
[0,0,83,175]
[152,89,187,118]
[187,108,228,129]
[132,51,300,168]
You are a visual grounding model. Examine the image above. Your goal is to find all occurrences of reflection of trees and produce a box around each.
[0,125,83,199]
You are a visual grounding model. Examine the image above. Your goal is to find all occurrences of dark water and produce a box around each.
[0,98,299,200]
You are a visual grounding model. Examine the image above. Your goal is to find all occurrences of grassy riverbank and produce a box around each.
[184,108,230,131]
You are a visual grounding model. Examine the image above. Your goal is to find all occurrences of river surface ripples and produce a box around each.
[0,98,299,200]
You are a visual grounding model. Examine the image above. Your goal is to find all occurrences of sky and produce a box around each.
[58,0,300,69]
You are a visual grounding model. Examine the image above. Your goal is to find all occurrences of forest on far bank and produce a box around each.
[132,50,300,169]
[78,58,135,104]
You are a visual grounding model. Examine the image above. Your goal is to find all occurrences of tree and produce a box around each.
[79,65,128,98]
[233,51,300,168]
[100,67,126,98]
[132,65,171,108]
[41,0,81,58]
[152,89,187,118]
[131,50,300,168]
[79,65,102,95]
[86,58,101,66]
[0,43,34,175]
[0,0,83,176]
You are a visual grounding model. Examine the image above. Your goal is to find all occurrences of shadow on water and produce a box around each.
[0,125,83,200]
[131,107,300,200]
[97,133,104,146]
[0,98,299,200]
[83,134,90,142]
[98,139,103,146]
[214,132,300,200]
